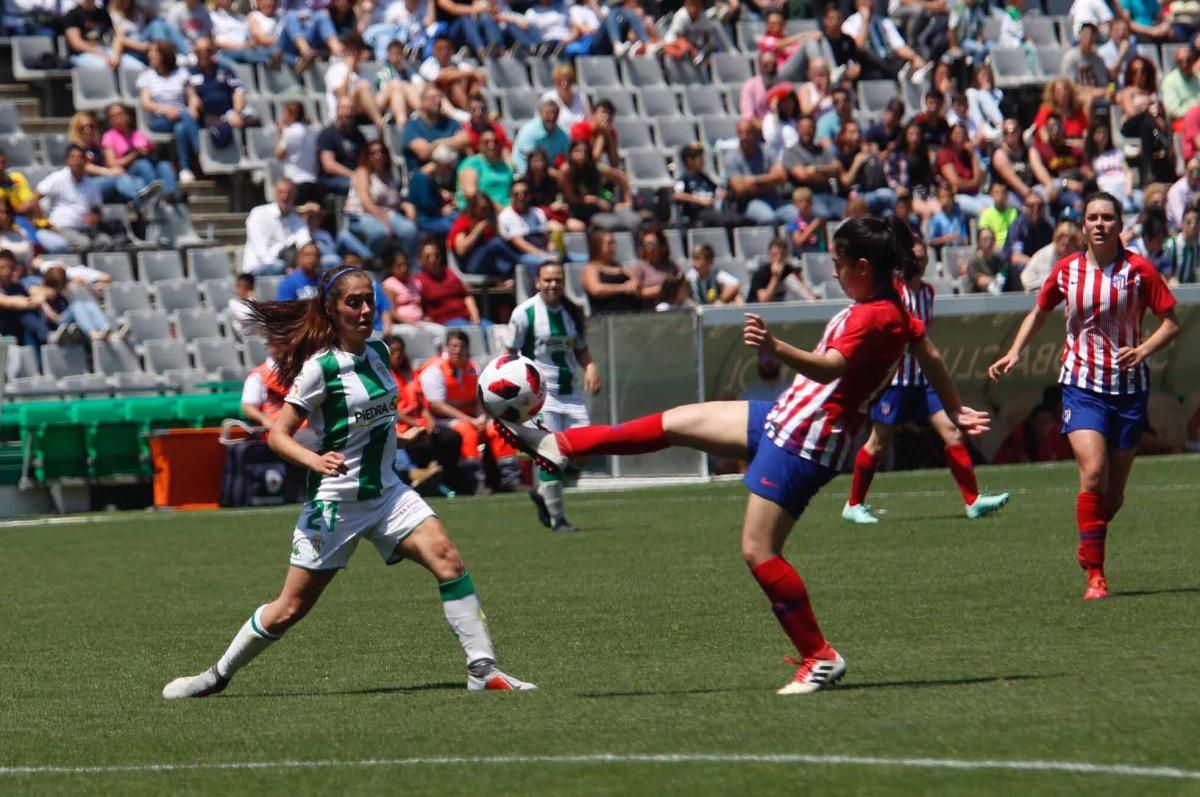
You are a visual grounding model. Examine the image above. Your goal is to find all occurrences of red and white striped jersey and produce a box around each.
[893,279,936,386]
[1036,250,1176,395]
[765,296,927,470]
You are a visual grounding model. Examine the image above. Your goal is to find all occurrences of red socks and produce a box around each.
[558,412,667,458]
[750,556,827,658]
[1076,490,1108,571]
[945,443,979,505]
[848,448,878,506]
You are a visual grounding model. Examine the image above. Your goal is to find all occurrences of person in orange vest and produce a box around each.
[386,333,462,493]
[241,342,291,429]
[418,329,520,494]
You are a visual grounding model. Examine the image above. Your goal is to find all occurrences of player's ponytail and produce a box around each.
[832,216,916,291]
[246,267,366,387]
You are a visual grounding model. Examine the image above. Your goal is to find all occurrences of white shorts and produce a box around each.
[535,394,590,433]
[289,481,436,571]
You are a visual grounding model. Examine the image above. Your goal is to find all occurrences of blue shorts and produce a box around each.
[1061,385,1148,450]
[869,384,944,426]
[746,400,773,459]
[744,438,839,519]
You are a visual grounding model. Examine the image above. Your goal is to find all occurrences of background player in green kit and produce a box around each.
[162,267,535,698]
[507,262,601,532]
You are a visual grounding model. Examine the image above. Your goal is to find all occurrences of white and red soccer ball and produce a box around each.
[478,355,546,423]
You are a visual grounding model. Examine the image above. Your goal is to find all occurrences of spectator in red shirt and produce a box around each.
[462,94,510,155]
[413,235,482,328]
[935,123,991,217]
[1032,78,1089,147]
[447,193,516,278]
[1029,112,1090,217]
[570,99,619,168]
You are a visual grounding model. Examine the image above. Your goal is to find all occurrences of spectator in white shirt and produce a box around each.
[539,63,589,129]
[227,273,256,340]
[274,101,320,205]
[138,41,201,184]
[242,177,305,275]
[288,201,345,269]
[32,145,115,252]
[498,178,559,272]
[211,0,279,67]
[364,0,435,61]
[1068,0,1114,40]
[524,0,572,47]
[323,33,394,130]
[417,33,484,118]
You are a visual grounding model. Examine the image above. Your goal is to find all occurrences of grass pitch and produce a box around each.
[2,457,1199,796]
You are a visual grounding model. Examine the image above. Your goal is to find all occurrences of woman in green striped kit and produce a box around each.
[508,262,601,533]
[163,267,535,698]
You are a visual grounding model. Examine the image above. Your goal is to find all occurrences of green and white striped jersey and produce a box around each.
[285,340,400,502]
[508,295,586,398]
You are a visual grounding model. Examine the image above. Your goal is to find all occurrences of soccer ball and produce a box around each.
[478,354,546,423]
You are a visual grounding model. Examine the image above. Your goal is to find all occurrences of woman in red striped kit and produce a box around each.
[990,191,1179,600]
[499,218,992,695]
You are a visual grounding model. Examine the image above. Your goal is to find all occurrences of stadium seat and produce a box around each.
[19,402,89,482]
[257,64,305,98]
[393,325,441,360]
[639,86,680,117]
[101,204,155,247]
[92,338,142,376]
[0,104,22,135]
[714,257,751,295]
[11,36,71,83]
[255,275,283,302]
[227,62,260,97]
[458,325,490,358]
[500,88,540,122]
[176,392,243,427]
[528,57,554,88]
[733,226,779,259]
[5,375,58,401]
[613,118,654,150]
[59,373,111,398]
[70,399,142,478]
[159,204,210,248]
[198,130,245,176]
[562,263,590,315]
[113,371,160,397]
[174,308,222,340]
[624,148,673,190]
[1136,43,1163,73]
[622,56,667,88]
[698,115,738,146]
[0,134,34,168]
[1024,16,1062,46]
[655,117,699,152]
[155,279,202,312]
[242,335,269,366]
[687,228,732,259]
[187,248,232,281]
[125,308,172,345]
[40,133,69,166]
[683,86,726,116]
[710,53,754,87]
[561,231,589,263]
[117,64,147,102]
[144,338,191,375]
[664,58,707,86]
[71,66,120,112]
[137,250,185,283]
[822,279,848,299]
[200,278,236,310]
[486,57,531,90]
[589,90,636,117]
[194,337,245,381]
[801,253,836,286]
[1035,46,1065,77]
[41,343,89,379]
[662,228,684,261]
[991,48,1040,88]
[8,345,39,379]
[162,368,210,394]
[736,21,765,50]
[578,56,621,89]
[88,252,134,283]
[858,80,899,113]
[940,246,974,278]
[612,231,636,263]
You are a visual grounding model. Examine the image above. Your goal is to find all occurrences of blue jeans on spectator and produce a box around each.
[281,9,338,57]
[461,238,516,277]
[142,18,193,54]
[35,229,69,253]
[20,308,49,347]
[954,192,993,218]
[72,49,144,71]
[475,14,542,51]
[320,174,352,197]
[128,157,177,198]
[862,187,897,216]
[603,8,649,49]
[149,111,200,171]
[2,16,56,35]
[744,197,798,225]
[435,17,488,55]
[60,300,109,335]
[418,213,457,238]
[336,229,374,260]
[91,173,144,204]
[217,47,281,69]
[346,211,419,256]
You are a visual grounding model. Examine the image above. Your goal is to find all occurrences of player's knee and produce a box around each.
[740,539,774,569]
[429,537,465,580]
[1078,463,1105,490]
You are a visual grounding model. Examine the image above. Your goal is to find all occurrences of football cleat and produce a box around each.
[777,646,846,695]
[495,420,567,473]
[841,502,880,524]
[162,665,229,700]
[966,492,1010,519]
[1084,570,1109,601]
[467,667,538,692]
[551,517,579,533]
[529,490,552,528]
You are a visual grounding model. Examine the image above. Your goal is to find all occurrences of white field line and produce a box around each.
[1,753,1198,780]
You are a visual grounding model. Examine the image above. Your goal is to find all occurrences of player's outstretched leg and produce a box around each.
[404,518,537,690]
[163,568,334,699]
[931,411,1009,519]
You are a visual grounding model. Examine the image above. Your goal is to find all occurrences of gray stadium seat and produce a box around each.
[155,279,201,312]
[613,118,654,150]
[12,36,71,82]
[699,115,738,146]
[125,308,171,344]
[683,86,726,116]
[0,134,34,168]
[714,257,751,294]
[71,66,120,111]
[579,56,621,89]
[1035,46,1066,77]
[622,56,667,88]
[5,375,59,400]
[144,338,191,374]
[664,58,707,86]
[858,80,899,113]
[992,48,1040,88]
[137,250,185,283]
[163,367,209,393]
[242,335,269,365]
[91,338,142,376]
[940,246,975,278]
[257,64,305,97]
[40,343,89,379]
[663,228,684,261]
[229,62,260,97]
[60,373,111,397]
[198,130,245,176]
[624,148,673,190]
[0,104,22,135]
[822,279,847,300]
[711,53,754,88]
[200,278,236,310]
[687,228,732,259]
[88,252,134,283]
[733,226,779,258]
[113,371,161,397]
[1024,16,1062,46]
[612,231,636,264]
[639,86,679,116]
[561,231,589,262]
[393,324,442,360]
[1136,43,1162,73]
[589,90,636,117]
[8,345,39,378]
[194,336,245,380]
[486,57,532,90]
[528,57,554,88]
[500,88,540,122]
[563,263,590,314]
[187,248,233,281]
[41,133,69,166]
[655,117,699,152]
[256,275,283,302]
[458,325,489,358]
[736,21,765,50]
[118,64,147,102]
[107,281,152,318]
[174,307,222,340]
[802,253,836,286]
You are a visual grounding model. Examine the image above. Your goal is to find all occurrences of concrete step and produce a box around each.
[17,116,71,136]
[12,98,42,123]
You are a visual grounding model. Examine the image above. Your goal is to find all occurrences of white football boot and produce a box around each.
[777,648,847,695]
[467,664,538,692]
[965,492,1010,519]
[162,665,229,699]
[841,502,880,524]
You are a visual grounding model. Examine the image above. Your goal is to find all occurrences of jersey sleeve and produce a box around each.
[419,365,447,402]
[1036,259,1068,311]
[285,357,325,415]
[241,371,266,407]
[507,306,529,353]
[1138,262,1178,315]
[824,306,875,361]
[906,313,927,344]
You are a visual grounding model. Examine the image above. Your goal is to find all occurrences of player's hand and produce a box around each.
[742,312,776,354]
[584,362,602,394]
[950,405,991,436]
[1116,345,1146,369]
[311,451,348,476]
[397,426,428,447]
[987,351,1018,382]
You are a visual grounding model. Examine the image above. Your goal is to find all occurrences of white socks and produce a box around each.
[538,478,565,524]
[439,573,496,666]
[215,604,280,679]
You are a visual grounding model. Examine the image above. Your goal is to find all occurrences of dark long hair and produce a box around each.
[246,267,371,386]
[833,216,918,288]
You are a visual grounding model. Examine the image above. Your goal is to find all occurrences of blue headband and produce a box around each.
[322,266,361,300]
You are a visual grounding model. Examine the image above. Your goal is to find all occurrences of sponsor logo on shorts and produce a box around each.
[311,533,324,557]
[1063,408,1071,424]
[760,477,779,488]
[880,402,892,417]
[354,396,399,425]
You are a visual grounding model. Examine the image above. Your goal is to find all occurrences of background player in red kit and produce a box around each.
[990,192,1180,600]
[844,239,1010,524]
[499,218,991,695]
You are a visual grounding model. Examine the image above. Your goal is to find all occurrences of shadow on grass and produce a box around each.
[1108,586,1200,599]
[580,674,1066,699]
[222,682,463,698]
[579,686,755,699]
